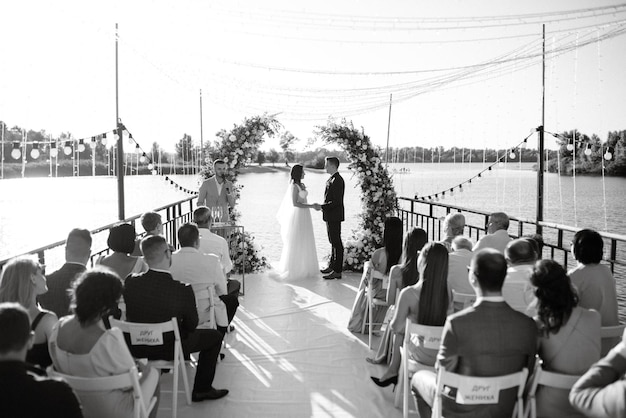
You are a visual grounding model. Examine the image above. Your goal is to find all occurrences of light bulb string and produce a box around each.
[415,131,534,201]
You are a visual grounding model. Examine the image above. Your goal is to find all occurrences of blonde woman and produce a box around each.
[0,256,58,367]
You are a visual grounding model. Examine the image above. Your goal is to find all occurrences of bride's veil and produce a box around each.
[277,180,294,241]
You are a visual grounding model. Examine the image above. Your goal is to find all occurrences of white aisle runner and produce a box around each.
[156,271,404,418]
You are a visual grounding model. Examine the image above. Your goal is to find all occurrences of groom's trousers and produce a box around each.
[326,221,343,273]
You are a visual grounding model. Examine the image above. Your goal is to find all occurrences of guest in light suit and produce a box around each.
[197,160,235,221]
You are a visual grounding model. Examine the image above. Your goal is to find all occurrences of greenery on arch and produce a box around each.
[199,113,282,273]
[316,119,397,271]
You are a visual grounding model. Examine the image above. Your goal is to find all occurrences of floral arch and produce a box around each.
[202,114,396,272]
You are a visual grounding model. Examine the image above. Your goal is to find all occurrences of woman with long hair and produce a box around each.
[366,227,428,364]
[347,217,404,333]
[530,259,600,418]
[0,256,57,367]
[48,267,160,418]
[371,242,450,388]
[275,164,321,279]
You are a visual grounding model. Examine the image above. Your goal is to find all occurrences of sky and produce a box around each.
[1,0,625,154]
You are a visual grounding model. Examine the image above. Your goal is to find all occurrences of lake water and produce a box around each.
[1,162,625,264]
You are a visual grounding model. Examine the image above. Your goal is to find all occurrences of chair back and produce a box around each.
[401,319,444,418]
[601,324,625,356]
[47,365,156,418]
[525,363,581,418]
[109,316,191,418]
[452,289,476,312]
[195,283,218,330]
[433,367,528,418]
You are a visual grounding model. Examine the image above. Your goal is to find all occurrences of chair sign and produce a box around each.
[410,326,443,350]
[456,379,500,404]
[129,326,164,346]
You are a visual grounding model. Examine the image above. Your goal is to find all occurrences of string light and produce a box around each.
[604,147,613,160]
[50,142,58,158]
[113,130,120,141]
[148,163,154,170]
[90,136,97,146]
[78,139,86,153]
[584,144,593,156]
[30,142,40,159]
[101,133,108,146]
[128,132,134,145]
[11,143,21,160]
[509,150,516,159]
[135,143,141,154]
[139,153,147,163]
[567,139,574,151]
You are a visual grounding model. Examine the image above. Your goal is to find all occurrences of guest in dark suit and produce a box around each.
[319,156,345,280]
[123,235,228,402]
[411,248,538,418]
[0,302,83,418]
[38,229,91,318]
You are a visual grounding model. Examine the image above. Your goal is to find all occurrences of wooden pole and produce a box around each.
[385,94,392,167]
[115,23,125,220]
[537,24,546,235]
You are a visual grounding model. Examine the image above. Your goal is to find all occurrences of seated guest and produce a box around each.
[447,236,474,298]
[439,213,465,252]
[570,327,626,418]
[48,268,160,418]
[131,211,166,256]
[39,228,92,318]
[473,212,512,253]
[124,235,228,402]
[194,206,241,304]
[0,256,57,368]
[411,249,537,418]
[348,216,403,333]
[530,260,600,418]
[366,227,428,365]
[170,223,237,333]
[568,228,619,354]
[371,242,450,389]
[524,233,545,260]
[97,223,148,281]
[502,238,538,315]
[194,206,234,274]
[0,302,83,418]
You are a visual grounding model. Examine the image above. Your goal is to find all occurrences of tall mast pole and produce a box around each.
[385,93,392,167]
[200,89,204,167]
[115,23,125,220]
[537,24,546,235]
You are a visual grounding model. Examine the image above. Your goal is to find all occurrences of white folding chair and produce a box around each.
[601,324,625,356]
[110,317,191,418]
[524,364,580,418]
[361,263,390,349]
[432,367,529,418]
[451,289,476,312]
[398,319,444,418]
[47,365,156,418]
[195,284,217,330]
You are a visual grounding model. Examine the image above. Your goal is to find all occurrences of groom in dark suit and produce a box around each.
[320,156,345,280]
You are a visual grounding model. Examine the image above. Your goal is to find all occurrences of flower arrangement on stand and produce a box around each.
[316,118,397,271]
[199,113,282,273]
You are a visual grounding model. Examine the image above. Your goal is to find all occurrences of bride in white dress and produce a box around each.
[276,164,320,279]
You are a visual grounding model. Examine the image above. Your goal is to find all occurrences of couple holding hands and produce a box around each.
[276,157,345,281]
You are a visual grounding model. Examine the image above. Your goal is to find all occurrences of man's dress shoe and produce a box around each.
[323,271,342,280]
[320,266,334,274]
[192,388,229,402]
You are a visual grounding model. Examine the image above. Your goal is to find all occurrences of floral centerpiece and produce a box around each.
[316,118,397,271]
[199,113,282,273]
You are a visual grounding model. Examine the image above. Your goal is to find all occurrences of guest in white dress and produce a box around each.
[49,267,160,418]
[276,164,321,280]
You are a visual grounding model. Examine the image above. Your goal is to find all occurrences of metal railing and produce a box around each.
[397,197,626,277]
[0,196,197,271]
